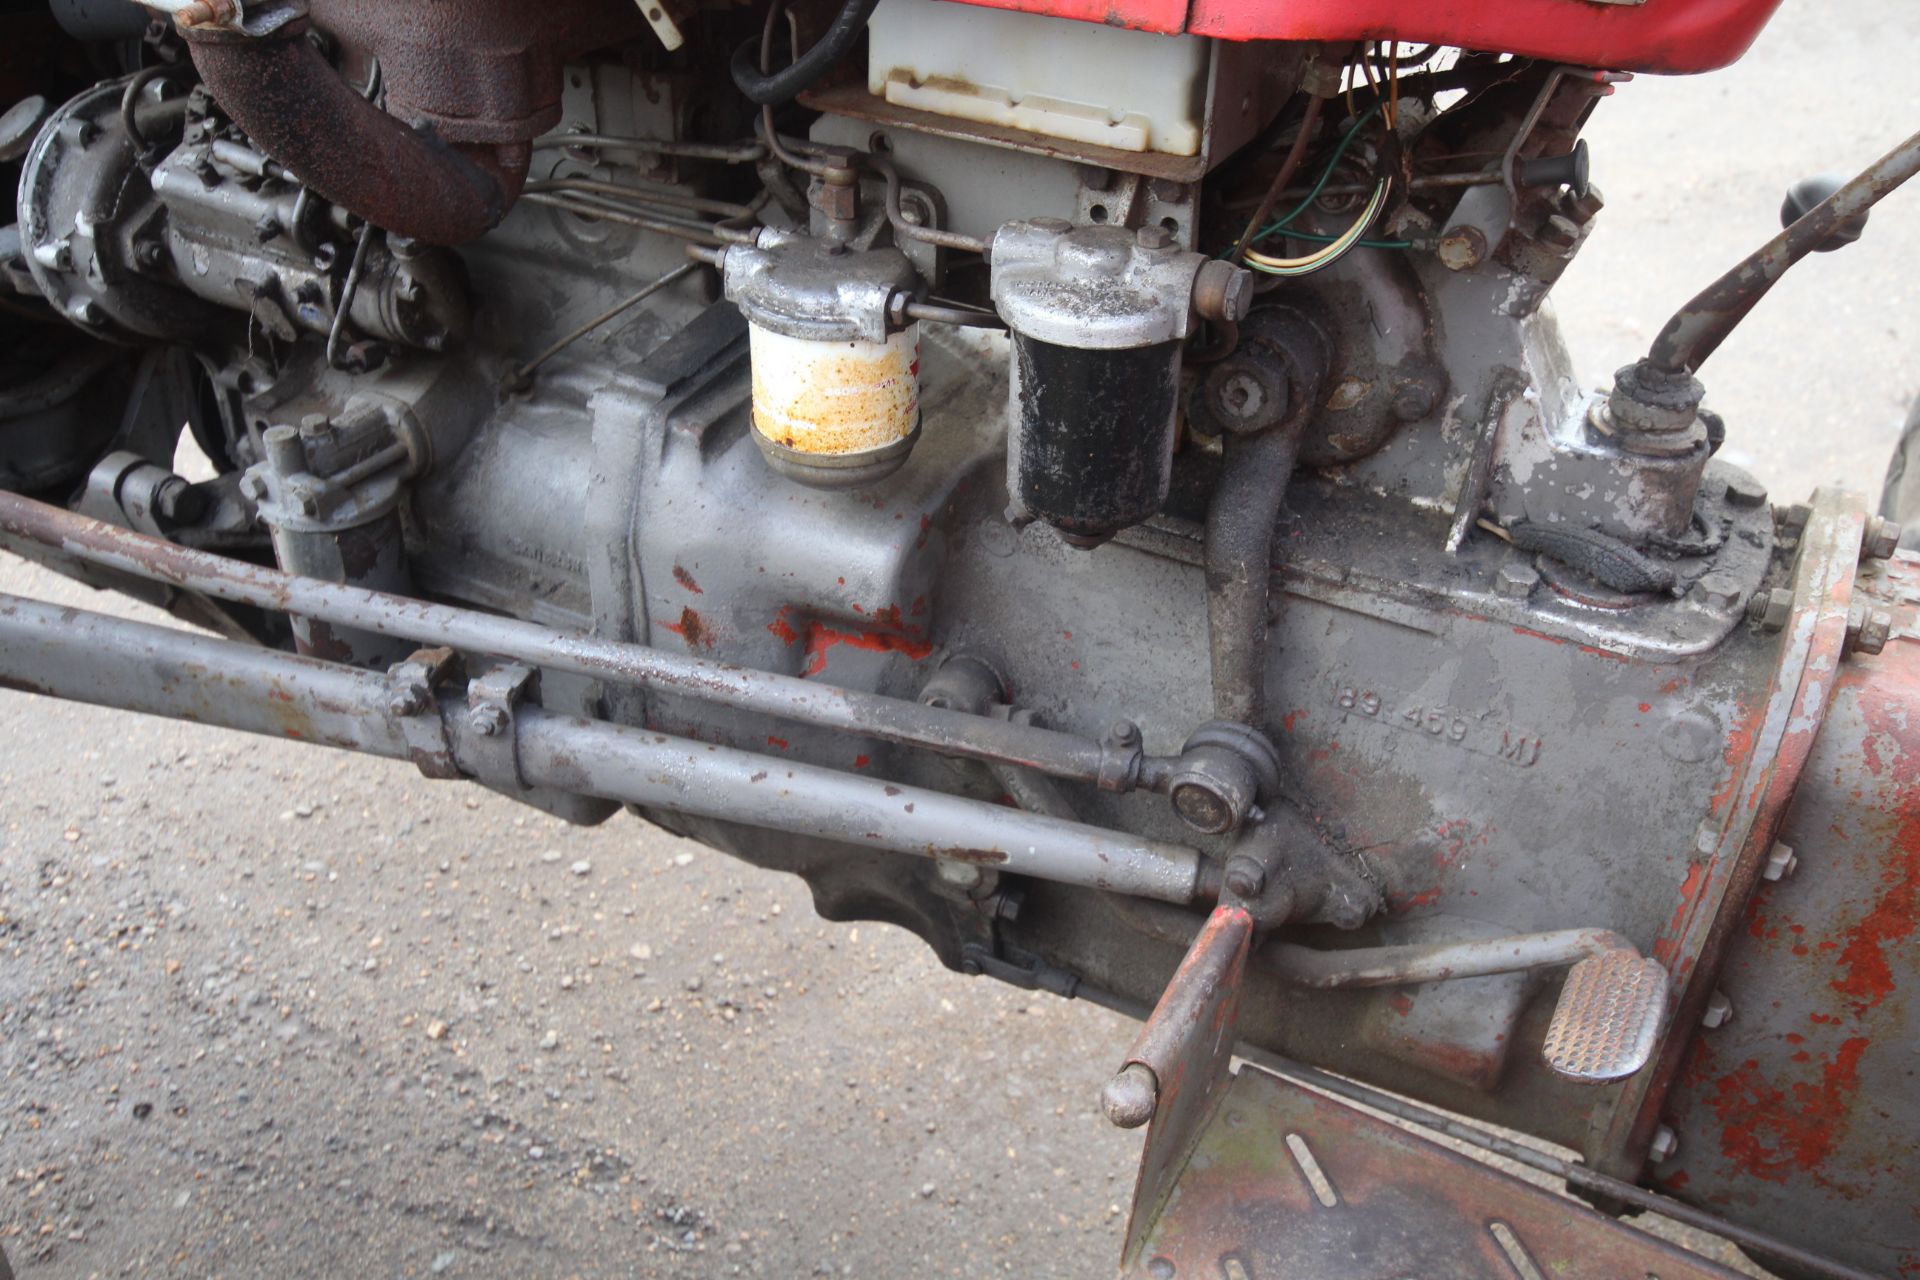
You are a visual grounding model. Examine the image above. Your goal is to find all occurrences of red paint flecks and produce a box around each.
[767,736,789,751]
[661,607,711,649]
[1282,709,1307,733]
[1638,702,1652,714]
[1707,1037,1870,1182]
[671,565,703,594]
[768,608,799,646]
[853,754,871,769]
[1387,993,1414,1017]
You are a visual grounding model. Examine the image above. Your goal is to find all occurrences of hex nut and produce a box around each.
[1495,561,1540,599]
[1692,572,1744,610]
[468,704,508,737]
[1847,605,1893,656]
[1649,1125,1679,1164]
[1746,587,1793,632]
[1862,515,1902,561]
[1701,990,1733,1029]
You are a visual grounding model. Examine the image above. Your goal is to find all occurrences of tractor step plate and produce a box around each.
[1122,1063,1742,1280]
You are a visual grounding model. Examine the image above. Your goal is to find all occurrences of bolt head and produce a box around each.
[1723,472,1768,509]
[1495,561,1540,600]
[1692,572,1744,610]
[1222,856,1265,899]
[1762,842,1799,882]
[468,704,508,737]
[1107,719,1141,750]
[1649,1125,1679,1164]
[1702,990,1733,1029]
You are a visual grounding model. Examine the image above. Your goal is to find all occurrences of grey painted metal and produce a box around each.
[506,713,1203,903]
[0,591,402,754]
[1265,927,1634,989]
[0,491,1131,790]
[0,589,1204,903]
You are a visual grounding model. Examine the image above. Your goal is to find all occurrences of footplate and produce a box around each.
[1121,1063,1742,1280]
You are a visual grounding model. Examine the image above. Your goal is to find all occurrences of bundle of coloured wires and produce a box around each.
[1240,101,1411,276]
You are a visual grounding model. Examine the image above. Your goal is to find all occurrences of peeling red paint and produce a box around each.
[767,735,789,751]
[671,565,702,594]
[853,754,871,769]
[1829,673,1920,1014]
[1706,1037,1870,1183]
[1281,709,1306,733]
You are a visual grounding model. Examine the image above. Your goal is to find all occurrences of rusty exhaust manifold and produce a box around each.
[179,0,645,245]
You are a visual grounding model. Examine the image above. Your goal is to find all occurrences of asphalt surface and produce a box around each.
[3,3,1915,1276]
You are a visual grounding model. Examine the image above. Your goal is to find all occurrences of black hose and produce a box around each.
[730,0,883,106]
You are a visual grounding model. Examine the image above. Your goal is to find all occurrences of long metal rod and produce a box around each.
[1258,1056,1885,1280]
[0,591,1203,904]
[1649,125,1920,373]
[0,492,1124,789]
[1265,927,1631,989]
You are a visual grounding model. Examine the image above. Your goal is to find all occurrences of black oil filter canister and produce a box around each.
[990,219,1249,547]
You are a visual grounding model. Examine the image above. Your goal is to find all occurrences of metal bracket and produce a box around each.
[384,646,462,779]
[1103,904,1254,1269]
[464,663,538,790]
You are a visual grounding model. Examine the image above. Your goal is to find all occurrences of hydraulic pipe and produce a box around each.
[0,490,1125,788]
[0,591,1204,903]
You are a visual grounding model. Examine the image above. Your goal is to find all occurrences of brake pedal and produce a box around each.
[1542,951,1669,1082]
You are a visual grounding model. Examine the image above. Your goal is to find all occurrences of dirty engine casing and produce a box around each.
[0,1,1914,1275]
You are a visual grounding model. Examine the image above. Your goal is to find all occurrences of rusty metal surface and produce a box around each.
[184,18,517,244]
[183,0,643,243]
[1648,126,1920,373]
[308,0,643,146]
[1120,904,1253,1269]
[1654,550,1920,1280]
[1595,486,1865,1175]
[1126,1061,1744,1280]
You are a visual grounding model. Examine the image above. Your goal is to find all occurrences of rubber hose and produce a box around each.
[730,0,884,106]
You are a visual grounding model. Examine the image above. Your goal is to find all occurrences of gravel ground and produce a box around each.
[3,2,1915,1276]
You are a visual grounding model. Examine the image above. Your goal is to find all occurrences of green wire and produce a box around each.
[1243,103,1412,253]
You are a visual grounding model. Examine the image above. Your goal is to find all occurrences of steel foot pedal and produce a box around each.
[1121,1062,1743,1279]
[1542,950,1668,1082]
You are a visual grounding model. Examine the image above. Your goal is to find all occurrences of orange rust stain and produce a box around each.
[1706,1037,1870,1182]
[801,622,934,678]
[671,565,703,594]
[661,607,711,649]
